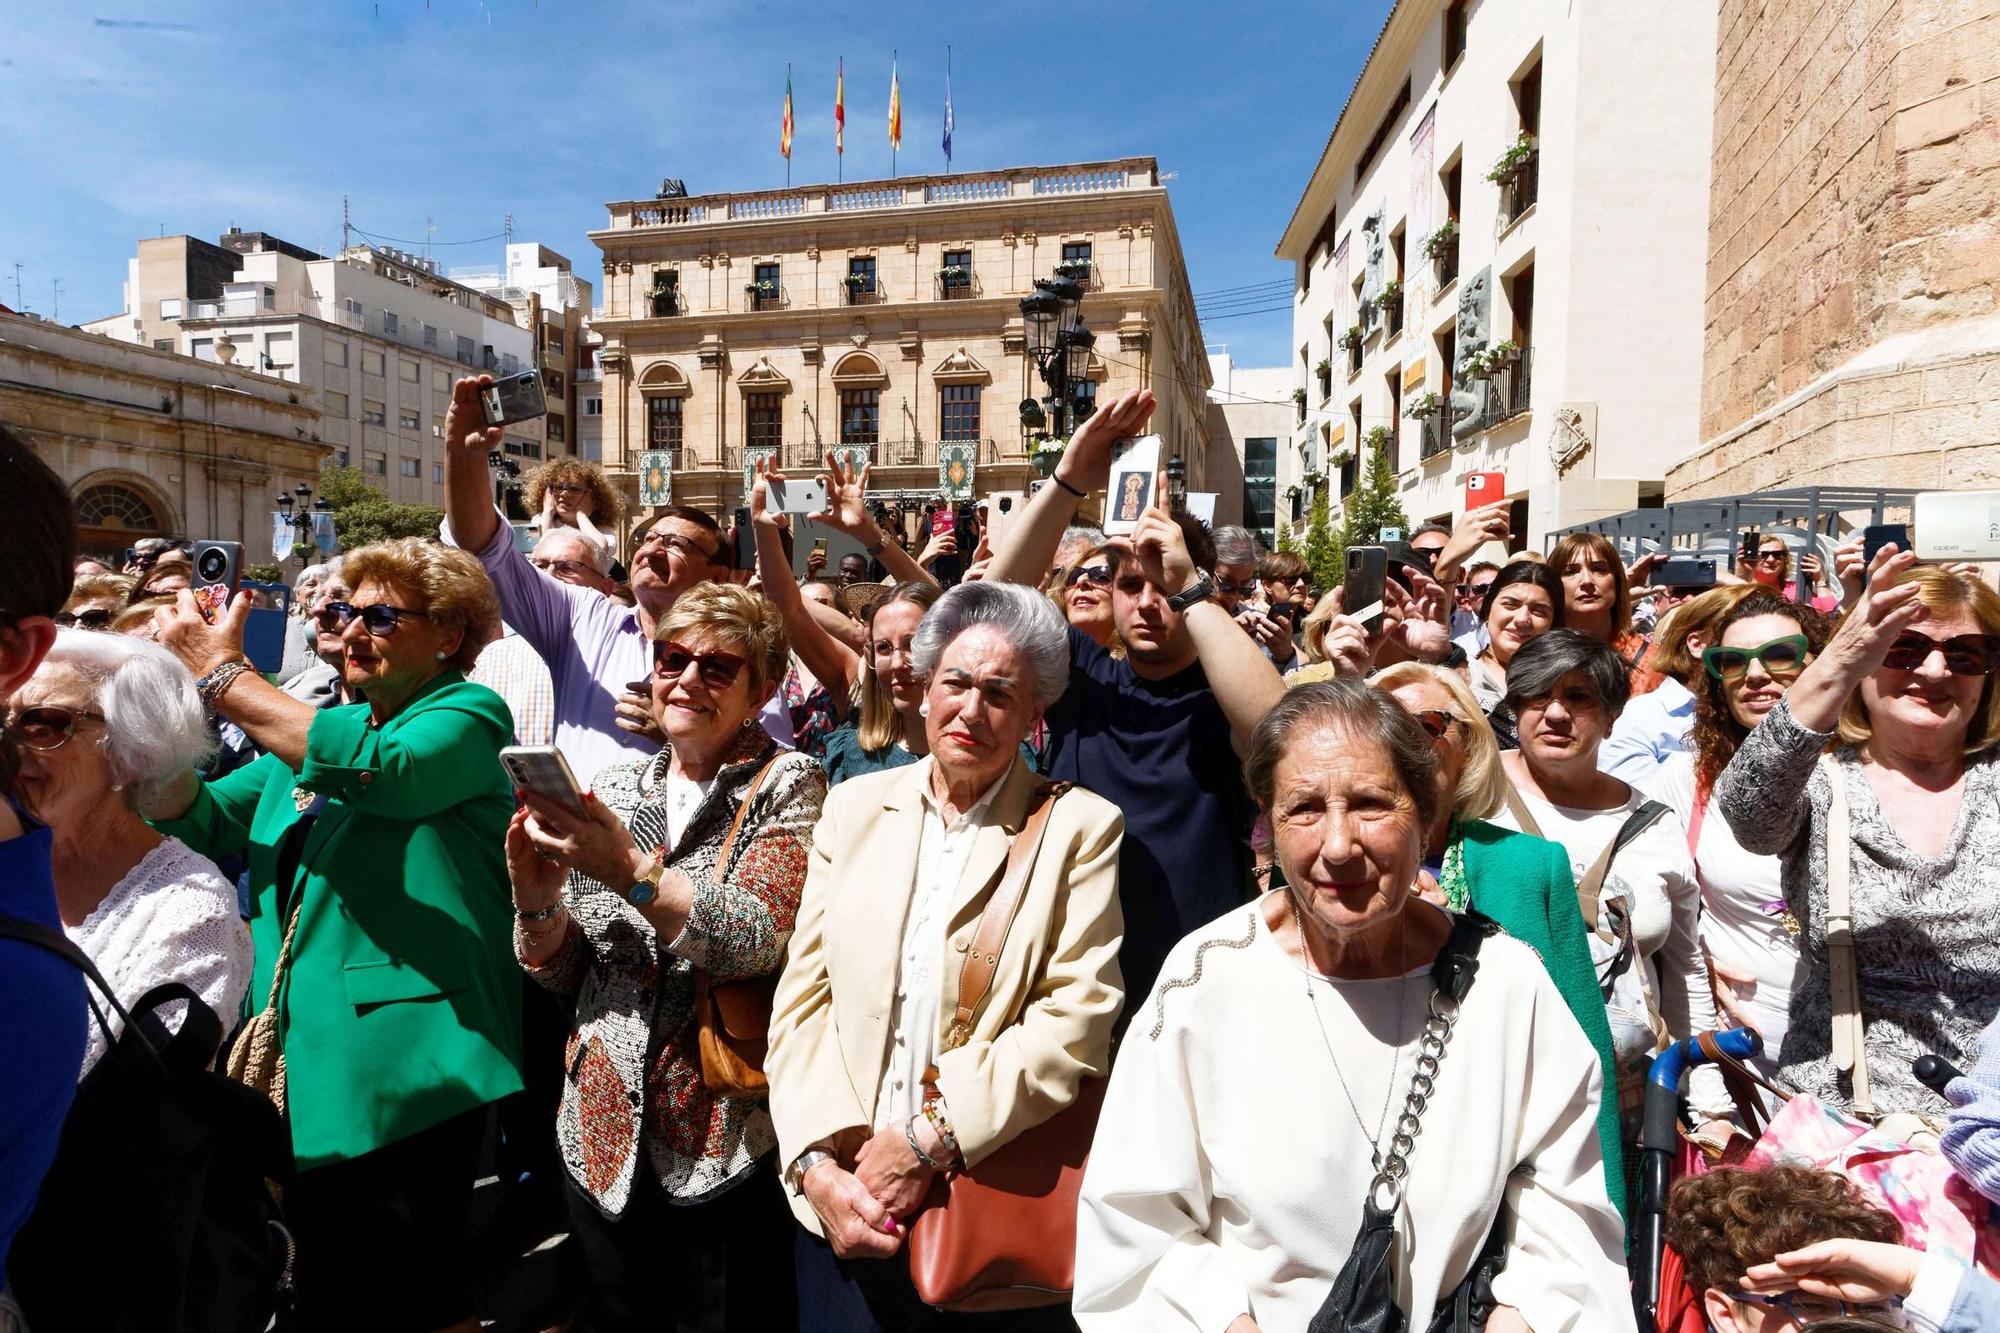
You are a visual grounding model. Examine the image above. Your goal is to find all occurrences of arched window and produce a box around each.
[75,482,164,534]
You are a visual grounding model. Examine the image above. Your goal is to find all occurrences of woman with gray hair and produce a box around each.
[768,580,1127,1330]
[10,630,251,1074]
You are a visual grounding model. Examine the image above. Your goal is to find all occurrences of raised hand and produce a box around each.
[154,588,254,679]
[749,455,790,531]
[1436,502,1511,583]
[444,375,504,462]
[1054,389,1157,494]
[818,450,881,540]
[916,529,958,569]
[1740,1238,1921,1305]
[1821,546,1924,679]
[1317,587,1374,679]
[1389,570,1452,662]
[1131,472,1195,596]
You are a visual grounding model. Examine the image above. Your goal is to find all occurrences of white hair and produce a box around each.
[535,527,612,577]
[1211,525,1261,568]
[43,630,216,811]
[911,581,1070,706]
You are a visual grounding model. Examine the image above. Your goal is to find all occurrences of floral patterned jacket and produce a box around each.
[522,728,826,1215]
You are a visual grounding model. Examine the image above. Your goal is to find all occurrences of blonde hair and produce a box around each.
[653,579,789,696]
[113,596,174,637]
[340,538,502,673]
[1299,591,1343,664]
[66,572,134,609]
[523,456,626,528]
[856,581,940,750]
[1370,660,1511,821]
[1839,566,2000,755]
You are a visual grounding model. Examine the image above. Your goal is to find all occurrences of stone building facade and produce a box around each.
[588,158,1211,543]
[1,310,327,562]
[1671,0,2000,498]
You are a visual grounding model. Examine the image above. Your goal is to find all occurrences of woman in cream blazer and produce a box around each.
[767,582,1126,1332]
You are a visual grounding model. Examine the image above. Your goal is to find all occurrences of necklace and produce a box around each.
[1288,892,1413,1170]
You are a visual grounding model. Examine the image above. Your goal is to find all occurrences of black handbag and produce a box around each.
[1309,912,1509,1333]
[0,915,295,1333]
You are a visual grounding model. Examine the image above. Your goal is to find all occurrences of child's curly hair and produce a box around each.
[523,456,625,528]
[1665,1165,1901,1299]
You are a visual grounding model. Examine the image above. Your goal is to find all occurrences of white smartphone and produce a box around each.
[1914,490,2000,561]
[1103,434,1164,537]
[767,477,828,516]
[499,745,586,818]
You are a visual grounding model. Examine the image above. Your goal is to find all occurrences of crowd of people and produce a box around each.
[4,374,2000,1333]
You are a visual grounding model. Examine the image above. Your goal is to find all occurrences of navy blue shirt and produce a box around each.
[0,812,87,1277]
[1041,628,1255,1004]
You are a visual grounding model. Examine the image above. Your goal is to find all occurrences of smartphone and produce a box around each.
[239,581,293,674]
[767,477,828,516]
[1464,471,1505,513]
[479,371,547,426]
[1344,546,1388,634]
[811,537,828,561]
[1655,557,1717,590]
[1915,491,2000,560]
[1739,529,1761,565]
[955,502,980,544]
[500,745,586,818]
[931,506,957,536]
[732,507,754,572]
[1266,601,1295,627]
[1862,523,1910,571]
[191,539,242,624]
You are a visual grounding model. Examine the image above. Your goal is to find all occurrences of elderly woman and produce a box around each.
[1488,630,1732,1138]
[1048,544,1119,651]
[768,581,1125,1332]
[56,573,132,632]
[1717,554,2000,1119]
[1372,660,1624,1205]
[130,549,192,602]
[14,632,250,1074]
[148,537,522,1333]
[1076,680,1630,1330]
[507,580,826,1329]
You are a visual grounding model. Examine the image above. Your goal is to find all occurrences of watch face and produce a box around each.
[627,878,658,907]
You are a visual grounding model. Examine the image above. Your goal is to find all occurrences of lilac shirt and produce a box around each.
[449,511,792,787]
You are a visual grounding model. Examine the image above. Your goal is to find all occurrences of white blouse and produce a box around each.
[1075,904,1634,1332]
[64,837,253,1076]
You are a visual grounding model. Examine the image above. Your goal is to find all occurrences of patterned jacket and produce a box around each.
[522,728,826,1215]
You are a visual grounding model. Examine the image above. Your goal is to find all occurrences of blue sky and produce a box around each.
[0,1,1390,369]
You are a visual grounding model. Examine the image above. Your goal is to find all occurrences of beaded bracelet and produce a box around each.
[195,660,252,713]
[922,1100,961,1165]
[514,901,564,923]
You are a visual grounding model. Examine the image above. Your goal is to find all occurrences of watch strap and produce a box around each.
[1166,576,1214,614]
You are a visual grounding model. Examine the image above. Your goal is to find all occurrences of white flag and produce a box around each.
[271,511,295,561]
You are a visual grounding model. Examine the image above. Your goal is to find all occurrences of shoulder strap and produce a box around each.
[1823,757,1872,1117]
[1501,785,1544,840]
[1577,799,1671,945]
[716,754,782,871]
[942,780,1072,1050]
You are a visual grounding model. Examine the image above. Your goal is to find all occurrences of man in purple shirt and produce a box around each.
[441,376,790,786]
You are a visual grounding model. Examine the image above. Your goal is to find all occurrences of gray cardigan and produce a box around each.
[1713,697,2000,1116]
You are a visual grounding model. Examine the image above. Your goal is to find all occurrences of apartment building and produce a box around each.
[454,242,594,464]
[1274,0,1716,544]
[587,158,1211,534]
[83,230,543,505]
[1205,353,1297,549]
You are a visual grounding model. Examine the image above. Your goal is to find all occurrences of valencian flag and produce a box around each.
[942,48,954,166]
[781,67,794,161]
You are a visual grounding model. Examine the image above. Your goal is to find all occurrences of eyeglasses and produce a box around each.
[654,640,749,691]
[55,609,115,630]
[1882,631,2000,677]
[1214,574,1258,597]
[1411,709,1459,741]
[548,483,588,496]
[1464,581,1497,600]
[637,530,719,563]
[1703,635,1812,681]
[316,601,431,636]
[529,556,597,581]
[1728,1289,1905,1328]
[5,705,106,751]
[1066,564,1113,589]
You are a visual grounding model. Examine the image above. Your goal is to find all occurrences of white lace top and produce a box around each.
[64,837,253,1076]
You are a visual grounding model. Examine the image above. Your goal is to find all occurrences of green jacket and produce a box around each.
[157,672,524,1168]
[1459,817,1628,1218]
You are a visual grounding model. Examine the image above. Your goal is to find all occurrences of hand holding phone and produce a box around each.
[1344,546,1388,635]
[615,679,666,745]
[499,746,585,818]
[480,371,548,426]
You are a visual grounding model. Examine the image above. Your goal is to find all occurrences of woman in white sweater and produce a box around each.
[1075,680,1632,1332]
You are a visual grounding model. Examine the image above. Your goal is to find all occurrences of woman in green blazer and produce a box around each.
[152,538,522,1333]
[1375,661,1627,1219]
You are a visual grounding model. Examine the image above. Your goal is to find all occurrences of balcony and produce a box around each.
[604,158,1160,230]
[721,439,1003,474]
[842,281,884,306]
[1417,406,1453,461]
[1498,151,1540,228]
[1345,340,1363,378]
[1433,244,1459,290]
[742,286,787,313]
[1464,347,1534,432]
[644,290,684,318]
[1384,290,1405,338]
[935,272,978,300]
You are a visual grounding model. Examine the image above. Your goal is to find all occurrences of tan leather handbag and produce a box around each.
[907,781,1105,1313]
[694,757,780,1100]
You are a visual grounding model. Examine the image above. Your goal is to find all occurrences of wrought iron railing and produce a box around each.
[1499,152,1540,228]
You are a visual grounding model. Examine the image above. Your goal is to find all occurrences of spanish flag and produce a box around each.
[781,67,794,160]
[888,55,902,151]
[835,58,845,157]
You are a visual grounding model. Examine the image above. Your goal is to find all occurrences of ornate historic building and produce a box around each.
[1,309,326,562]
[588,157,1211,540]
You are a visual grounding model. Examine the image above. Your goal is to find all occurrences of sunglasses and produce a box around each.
[1751,551,1788,567]
[55,609,115,630]
[1883,631,2000,677]
[1213,574,1259,597]
[1727,1289,1904,1327]
[316,601,431,636]
[548,483,589,496]
[1411,709,1459,741]
[654,641,749,691]
[5,705,106,751]
[1463,581,1496,599]
[1703,635,1812,681]
[1066,564,1113,589]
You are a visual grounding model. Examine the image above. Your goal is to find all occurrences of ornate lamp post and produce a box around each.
[274,482,335,568]
[1019,274,1095,468]
[487,449,523,515]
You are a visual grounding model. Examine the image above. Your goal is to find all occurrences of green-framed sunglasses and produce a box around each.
[1702,634,1812,682]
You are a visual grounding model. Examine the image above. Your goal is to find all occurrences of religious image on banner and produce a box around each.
[1409,105,1436,309]
[831,444,871,478]
[638,450,673,507]
[744,447,779,499]
[938,443,975,500]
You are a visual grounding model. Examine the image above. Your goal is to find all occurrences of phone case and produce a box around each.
[769,478,827,515]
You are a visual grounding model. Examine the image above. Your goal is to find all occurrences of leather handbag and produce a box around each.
[906,781,1096,1313]
[694,756,781,1100]
[1309,913,1506,1333]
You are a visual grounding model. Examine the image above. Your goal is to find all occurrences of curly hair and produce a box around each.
[1691,589,1834,798]
[1666,1165,1901,1299]
[339,538,502,673]
[523,456,626,529]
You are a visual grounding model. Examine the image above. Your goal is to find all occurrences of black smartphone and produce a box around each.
[1739,529,1761,565]
[956,502,980,543]
[1655,557,1717,590]
[1266,601,1295,627]
[733,507,754,572]
[239,581,293,674]
[1862,523,1909,572]
[1344,546,1388,635]
[479,370,547,426]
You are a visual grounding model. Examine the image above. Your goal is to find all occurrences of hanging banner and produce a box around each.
[937,443,976,500]
[638,449,673,507]
[744,447,778,500]
[1409,104,1436,311]
[270,512,295,562]
[1333,235,1351,335]
[311,511,338,556]
[831,444,872,479]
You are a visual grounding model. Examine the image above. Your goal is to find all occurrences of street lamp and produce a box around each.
[1166,455,1187,511]
[275,483,336,567]
[1019,273,1095,453]
[487,449,522,515]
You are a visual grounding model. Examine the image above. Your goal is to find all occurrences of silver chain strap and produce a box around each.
[1367,987,1463,1213]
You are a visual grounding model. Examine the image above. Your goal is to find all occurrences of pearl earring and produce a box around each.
[918,701,931,718]
[435,651,448,661]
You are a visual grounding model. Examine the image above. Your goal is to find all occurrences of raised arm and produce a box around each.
[442,375,507,559]
[751,458,863,709]
[986,389,1157,587]
[813,450,937,589]
[154,590,318,772]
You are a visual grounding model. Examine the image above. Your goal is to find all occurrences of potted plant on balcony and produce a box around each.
[1030,435,1068,478]
[649,287,677,317]
[1461,348,1495,380]
[1285,483,1303,500]
[937,263,969,282]
[1485,339,1521,367]
[1422,219,1458,262]
[842,273,869,290]
[1301,469,1327,490]
[1485,133,1537,184]
[1055,259,1092,282]
[1380,277,1405,306]
[1337,327,1363,352]
[1404,391,1443,419]
[1292,387,1308,423]
[744,279,777,300]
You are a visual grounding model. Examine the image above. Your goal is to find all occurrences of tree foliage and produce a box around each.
[1339,429,1411,552]
[317,463,445,552]
[1301,486,1341,592]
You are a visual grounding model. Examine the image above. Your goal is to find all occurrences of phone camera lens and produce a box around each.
[197,550,228,580]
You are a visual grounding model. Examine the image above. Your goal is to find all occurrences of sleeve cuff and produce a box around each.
[1903,1247,1967,1332]
[297,705,377,797]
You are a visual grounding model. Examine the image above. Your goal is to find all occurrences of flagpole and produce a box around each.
[786,63,792,187]
[944,44,952,172]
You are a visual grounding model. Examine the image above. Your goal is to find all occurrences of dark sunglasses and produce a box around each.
[1883,631,2000,677]
[1213,573,1259,597]
[1750,550,1788,567]
[1411,708,1459,741]
[1703,635,1812,682]
[55,608,115,630]
[316,601,431,636]
[654,641,749,691]
[1463,581,1497,600]
[5,705,106,751]
[1066,564,1113,589]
